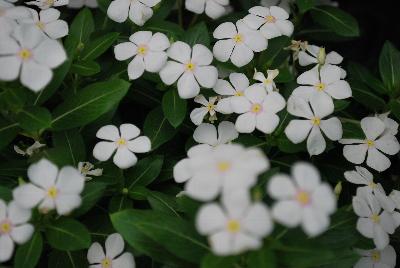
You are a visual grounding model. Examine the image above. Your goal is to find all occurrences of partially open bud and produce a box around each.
[334,181,342,198]
[317,47,326,65]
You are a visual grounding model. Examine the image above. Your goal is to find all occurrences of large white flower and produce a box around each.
[190,95,219,125]
[0,1,31,36]
[344,166,395,212]
[339,116,400,172]
[243,6,294,39]
[267,162,337,237]
[107,0,160,25]
[114,31,170,80]
[284,95,342,156]
[292,65,351,104]
[0,200,34,263]
[353,190,396,250]
[12,159,85,215]
[354,245,397,268]
[0,24,66,92]
[160,41,218,99]
[185,0,229,19]
[173,144,269,201]
[213,20,267,67]
[260,0,293,13]
[193,121,238,147]
[196,190,273,256]
[87,233,135,268]
[253,69,279,93]
[68,0,97,8]
[93,124,151,169]
[231,84,286,134]
[26,0,69,9]
[213,72,249,114]
[21,8,69,39]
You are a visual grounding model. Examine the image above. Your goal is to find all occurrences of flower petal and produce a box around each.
[20,60,52,92]
[217,121,238,144]
[196,203,226,235]
[167,41,191,63]
[93,141,117,162]
[159,61,184,85]
[120,124,140,140]
[194,65,218,88]
[272,200,302,227]
[113,147,138,169]
[127,136,151,153]
[193,123,218,146]
[256,112,279,134]
[96,125,120,141]
[127,55,145,80]
[87,242,105,264]
[235,112,256,133]
[7,201,31,225]
[112,252,135,268]
[114,42,137,61]
[107,0,130,23]
[307,126,326,156]
[302,207,329,237]
[293,162,320,191]
[0,234,14,262]
[343,144,368,164]
[144,51,167,73]
[10,224,34,244]
[230,43,253,67]
[366,148,391,172]
[375,134,400,155]
[55,194,81,215]
[213,39,235,63]
[105,233,124,259]
[27,158,58,188]
[12,184,45,209]
[177,72,200,99]
[213,22,236,39]
[192,44,213,66]
[320,117,342,141]
[285,120,312,144]
[361,117,385,141]
[56,166,84,194]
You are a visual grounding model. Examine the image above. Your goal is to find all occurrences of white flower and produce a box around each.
[173,143,269,201]
[190,95,218,125]
[114,31,170,80]
[352,190,396,249]
[160,41,218,99]
[213,20,267,67]
[14,140,45,156]
[185,0,229,19]
[284,95,342,156]
[12,159,85,215]
[377,112,398,136]
[344,166,395,212]
[21,8,69,40]
[0,2,31,36]
[213,72,249,114]
[0,24,66,92]
[291,65,352,105]
[78,162,103,181]
[196,190,273,256]
[354,245,396,268]
[253,69,279,93]
[243,6,294,39]
[286,39,308,61]
[87,233,135,268]
[390,190,400,211]
[267,162,337,237]
[0,200,34,263]
[107,0,160,25]
[231,84,286,134]
[260,0,293,13]
[93,124,151,169]
[26,0,69,9]
[339,116,400,172]
[68,0,97,8]
[193,121,238,147]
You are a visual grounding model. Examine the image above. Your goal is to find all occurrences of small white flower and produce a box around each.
[243,6,294,39]
[12,159,85,215]
[21,8,69,39]
[267,162,337,237]
[26,0,69,9]
[213,72,249,114]
[107,0,160,26]
[193,121,238,147]
[114,31,170,80]
[87,233,135,268]
[78,162,103,181]
[339,116,400,172]
[185,0,229,19]
[260,0,293,13]
[160,41,218,99]
[291,65,352,105]
[93,124,151,169]
[286,39,308,61]
[14,140,45,156]
[173,143,269,201]
[68,0,97,8]
[377,112,398,136]
[352,190,396,249]
[344,166,395,212]
[0,24,66,92]
[390,190,400,211]
[0,200,34,263]
[213,20,267,67]
[231,84,286,134]
[354,245,396,268]
[253,68,279,93]
[284,95,342,156]
[196,190,273,256]
[0,2,32,37]
[190,95,218,125]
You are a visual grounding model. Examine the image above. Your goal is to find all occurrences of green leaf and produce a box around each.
[311,6,359,37]
[0,185,12,201]
[17,106,52,132]
[14,232,43,268]
[201,253,239,268]
[162,89,187,127]
[81,32,119,61]
[126,155,164,190]
[73,182,106,217]
[71,60,101,76]
[379,41,400,94]
[350,81,386,111]
[52,79,130,130]
[48,250,87,268]
[248,247,277,268]
[297,0,315,13]
[0,86,27,112]
[258,36,290,69]
[143,20,184,40]
[0,117,19,151]
[46,218,91,251]
[144,106,178,150]
[347,62,387,95]
[108,195,133,213]
[53,130,86,166]
[389,99,400,121]
[183,22,210,46]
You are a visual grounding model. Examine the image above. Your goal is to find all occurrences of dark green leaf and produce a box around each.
[379,41,400,94]
[53,130,86,166]
[347,62,387,95]
[17,106,52,132]
[0,86,27,112]
[248,247,277,268]
[71,60,101,76]
[183,22,210,46]
[73,182,106,217]
[143,21,184,40]
[81,32,119,61]
[258,36,290,69]
[108,195,133,213]
[0,185,12,202]
[297,0,315,13]
[126,155,164,190]
[389,99,400,121]
[0,117,19,151]
[162,89,187,127]
[350,81,386,111]
[201,253,239,268]
[14,232,43,268]
[48,250,87,268]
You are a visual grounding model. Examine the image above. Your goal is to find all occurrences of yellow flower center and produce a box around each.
[265,15,276,23]
[251,103,262,114]
[46,0,54,6]
[296,191,310,206]
[311,117,321,126]
[366,139,375,147]
[101,258,112,268]
[137,45,148,55]
[36,21,45,30]
[368,182,377,189]
[371,250,381,262]
[371,214,380,223]
[207,103,215,111]
[116,138,127,147]
[18,49,32,60]
[47,186,58,199]
[217,161,231,172]
[233,34,243,43]
[314,82,326,91]
[226,220,240,233]
[235,90,244,96]
[264,79,272,85]
[0,220,12,234]
[185,62,195,71]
